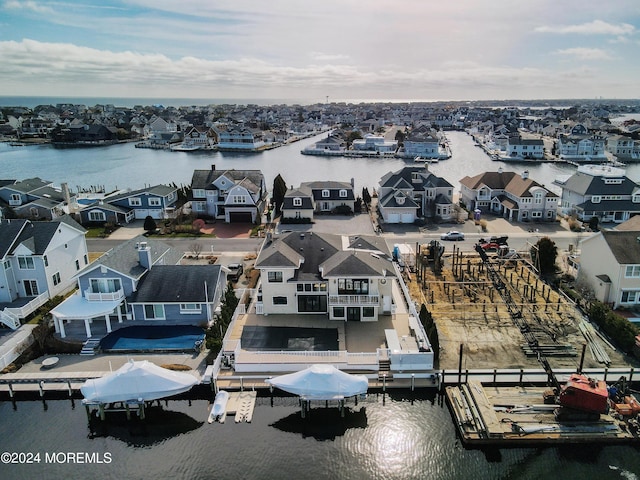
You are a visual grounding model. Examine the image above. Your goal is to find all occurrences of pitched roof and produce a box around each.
[88,235,183,279]
[0,219,28,259]
[2,177,51,194]
[191,168,265,194]
[601,231,640,265]
[132,265,223,303]
[1,216,85,257]
[105,184,176,202]
[561,171,638,196]
[320,250,392,277]
[380,166,452,190]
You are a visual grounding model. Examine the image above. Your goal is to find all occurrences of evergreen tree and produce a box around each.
[143,215,157,232]
[362,187,372,206]
[272,174,288,216]
[531,236,558,276]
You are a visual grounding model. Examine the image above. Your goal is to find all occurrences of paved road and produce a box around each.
[87,237,265,254]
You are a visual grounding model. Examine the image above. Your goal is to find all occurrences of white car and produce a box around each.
[441,231,465,241]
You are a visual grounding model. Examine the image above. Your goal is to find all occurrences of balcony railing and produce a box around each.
[328,295,379,305]
[84,288,124,302]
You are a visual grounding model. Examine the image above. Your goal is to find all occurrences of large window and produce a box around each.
[268,271,283,283]
[129,197,142,206]
[90,278,122,293]
[625,266,640,278]
[144,304,165,319]
[89,211,106,222]
[621,290,640,304]
[298,295,327,312]
[149,198,161,207]
[18,257,35,270]
[338,278,369,294]
[333,307,345,318]
[52,272,61,286]
[293,197,302,207]
[296,283,327,292]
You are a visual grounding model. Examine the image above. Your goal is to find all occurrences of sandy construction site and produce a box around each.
[406,243,638,372]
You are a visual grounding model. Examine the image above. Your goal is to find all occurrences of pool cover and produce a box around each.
[240,326,338,351]
[100,326,205,352]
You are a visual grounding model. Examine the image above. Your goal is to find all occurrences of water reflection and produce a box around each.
[270,407,368,441]
[87,405,204,447]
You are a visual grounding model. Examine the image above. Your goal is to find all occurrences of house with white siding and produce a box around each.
[281,180,356,221]
[460,169,558,222]
[0,216,88,329]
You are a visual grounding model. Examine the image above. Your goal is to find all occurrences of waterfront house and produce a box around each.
[216,126,265,151]
[176,126,215,150]
[378,165,454,223]
[0,216,88,329]
[554,164,640,223]
[128,265,227,323]
[77,184,178,225]
[0,177,67,220]
[281,181,356,221]
[255,232,394,319]
[222,232,435,376]
[505,135,544,160]
[401,132,441,159]
[50,236,184,338]
[351,134,397,154]
[557,124,607,161]
[190,165,267,223]
[607,134,640,161]
[577,230,640,310]
[460,169,558,222]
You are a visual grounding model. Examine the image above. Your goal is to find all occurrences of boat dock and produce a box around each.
[209,390,257,424]
[445,381,640,445]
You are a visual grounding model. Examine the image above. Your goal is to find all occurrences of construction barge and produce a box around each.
[446,378,640,446]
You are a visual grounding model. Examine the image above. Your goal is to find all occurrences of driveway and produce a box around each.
[276,213,375,236]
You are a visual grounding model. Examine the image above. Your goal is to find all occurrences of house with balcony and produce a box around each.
[0,216,88,329]
[460,169,558,222]
[0,177,67,220]
[281,180,356,221]
[401,132,442,159]
[378,165,454,223]
[607,134,640,160]
[351,134,397,154]
[557,124,607,161]
[216,126,264,151]
[219,232,435,378]
[554,164,640,223]
[577,230,640,310]
[191,165,267,223]
[504,135,544,160]
[50,236,183,339]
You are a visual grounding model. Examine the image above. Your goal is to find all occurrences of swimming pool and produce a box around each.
[240,326,339,351]
[99,326,205,353]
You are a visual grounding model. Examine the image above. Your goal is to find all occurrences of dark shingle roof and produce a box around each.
[6,216,85,256]
[132,265,223,303]
[105,184,176,202]
[601,231,640,265]
[191,168,264,194]
[0,219,28,258]
[561,172,638,196]
[380,166,453,190]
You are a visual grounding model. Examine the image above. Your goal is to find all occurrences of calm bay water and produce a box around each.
[3,132,640,479]
[2,391,639,480]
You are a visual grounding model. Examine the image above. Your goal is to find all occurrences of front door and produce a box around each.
[347,307,360,321]
[24,280,39,296]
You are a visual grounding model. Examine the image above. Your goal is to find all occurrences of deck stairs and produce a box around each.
[0,309,20,330]
[378,359,393,381]
[80,337,102,356]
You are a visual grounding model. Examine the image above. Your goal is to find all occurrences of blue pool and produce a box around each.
[99,326,205,353]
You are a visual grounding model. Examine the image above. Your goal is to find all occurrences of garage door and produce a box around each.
[228,211,253,223]
[401,213,414,223]
[387,213,400,223]
[135,209,163,219]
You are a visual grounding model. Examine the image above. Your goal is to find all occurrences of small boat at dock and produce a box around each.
[208,390,230,423]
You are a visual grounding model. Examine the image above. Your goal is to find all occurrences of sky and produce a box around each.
[1,0,639,102]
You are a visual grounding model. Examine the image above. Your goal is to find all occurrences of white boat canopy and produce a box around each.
[265,364,368,400]
[80,360,198,404]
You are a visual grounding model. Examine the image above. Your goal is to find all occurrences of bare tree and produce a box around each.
[191,242,203,259]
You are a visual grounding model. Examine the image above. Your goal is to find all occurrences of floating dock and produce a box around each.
[209,390,257,424]
[445,381,640,445]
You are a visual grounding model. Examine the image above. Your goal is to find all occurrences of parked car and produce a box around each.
[441,231,465,241]
[227,263,244,281]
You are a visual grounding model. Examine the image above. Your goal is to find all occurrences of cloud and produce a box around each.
[3,0,53,14]
[309,52,351,62]
[553,48,613,60]
[535,20,636,36]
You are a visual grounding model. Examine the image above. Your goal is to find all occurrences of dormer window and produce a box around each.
[591,196,601,203]
[322,189,330,198]
[396,196,405,205]
[293,197,302,207]
[339,189,347,198]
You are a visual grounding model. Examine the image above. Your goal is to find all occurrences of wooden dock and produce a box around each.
[209,390,257,424]
[445,381,640,445]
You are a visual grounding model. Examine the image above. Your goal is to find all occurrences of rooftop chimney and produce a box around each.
[522,170,529,180]
[211,164,216,171]
[137,241,152,270]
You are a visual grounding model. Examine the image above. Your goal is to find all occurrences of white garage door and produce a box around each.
[401,213,414,223]
[387,213,400,223]
[135,209,163,219]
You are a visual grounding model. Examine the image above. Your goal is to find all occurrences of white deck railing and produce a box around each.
[84,289,124,302]
[328,295,379,305]
[5,292,50,320]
